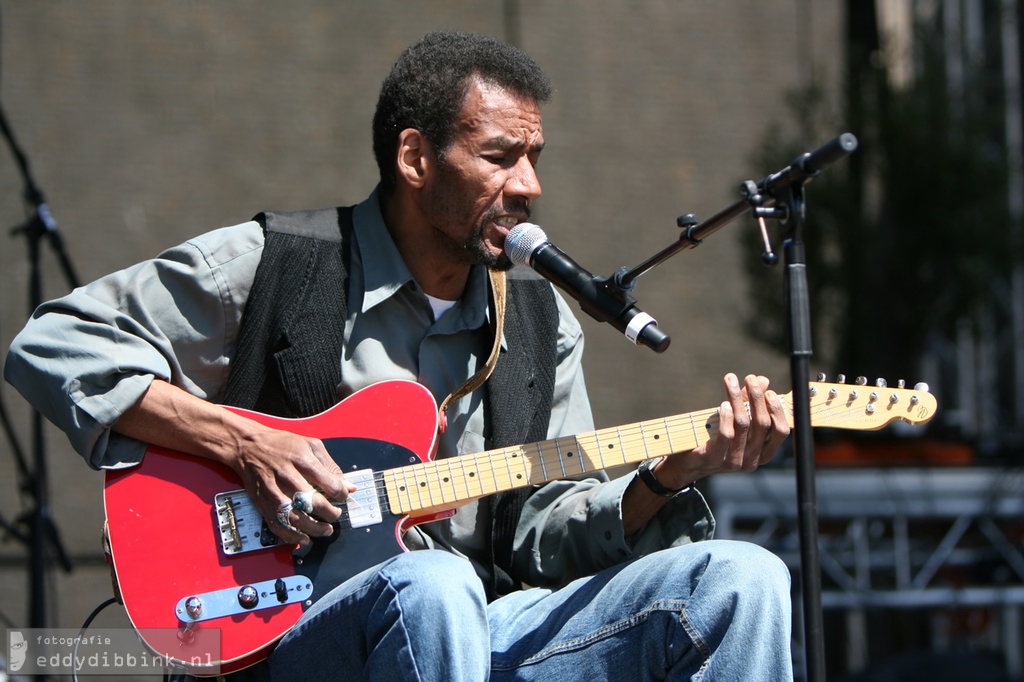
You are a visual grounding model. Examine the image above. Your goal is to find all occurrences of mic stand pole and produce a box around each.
[774,180,826,682]
[2,100,77,631]
[606,133,857,682]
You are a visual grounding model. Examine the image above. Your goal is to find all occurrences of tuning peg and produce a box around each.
[914,382,930,392]
[855,376,867,385]
[875,378,887,388]
[898,379,906,389]
[816,372,827,381]
[836,374,846,384]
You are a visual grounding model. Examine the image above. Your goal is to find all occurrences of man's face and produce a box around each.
[423,78,544,270]
[9,631,26,671]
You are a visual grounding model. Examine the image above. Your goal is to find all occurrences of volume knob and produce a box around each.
[184,596,203,619]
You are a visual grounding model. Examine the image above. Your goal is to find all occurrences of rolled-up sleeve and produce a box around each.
[3,223,264,469]
[512,290,715,587]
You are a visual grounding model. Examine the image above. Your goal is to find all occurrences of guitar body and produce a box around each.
[103,380,442,675]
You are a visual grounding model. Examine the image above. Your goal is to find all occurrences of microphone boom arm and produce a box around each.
[613,133,858,290]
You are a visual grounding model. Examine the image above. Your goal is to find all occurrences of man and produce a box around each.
[5,30,793,680]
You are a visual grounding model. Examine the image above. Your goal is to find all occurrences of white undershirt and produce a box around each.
[425,293,458,321]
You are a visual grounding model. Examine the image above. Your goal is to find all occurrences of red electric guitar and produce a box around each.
[104,378,937,675]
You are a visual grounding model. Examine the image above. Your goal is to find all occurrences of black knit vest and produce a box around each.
[220,206,559,599]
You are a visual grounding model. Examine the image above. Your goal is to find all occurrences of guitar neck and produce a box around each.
[382,379,937,517]
[383,404,721,517]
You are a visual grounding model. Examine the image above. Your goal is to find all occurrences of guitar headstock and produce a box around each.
[807,375,937,431]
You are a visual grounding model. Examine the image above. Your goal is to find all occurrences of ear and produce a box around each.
[395,128,434,189]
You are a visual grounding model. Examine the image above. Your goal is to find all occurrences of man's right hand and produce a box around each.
[113,379,355,546]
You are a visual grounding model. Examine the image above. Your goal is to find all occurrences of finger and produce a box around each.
[714,399,749,471]
[286,503,336,538]
[264,494,310,546]
[292,488,343,524]
[724,374,750,465]
[300,440,357,502]
[759,389,791,464]
[742,375,773,468]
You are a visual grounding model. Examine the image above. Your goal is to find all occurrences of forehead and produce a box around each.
[455,78,543,141]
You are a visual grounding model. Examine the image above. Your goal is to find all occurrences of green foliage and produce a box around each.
[745,27,1012,383]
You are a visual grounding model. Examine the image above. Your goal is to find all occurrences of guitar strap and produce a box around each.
[436,269,506,430]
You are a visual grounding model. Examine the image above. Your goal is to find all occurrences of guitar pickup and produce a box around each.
[342,469,383,529]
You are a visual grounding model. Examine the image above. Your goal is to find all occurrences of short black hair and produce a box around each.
[372,29,552,193]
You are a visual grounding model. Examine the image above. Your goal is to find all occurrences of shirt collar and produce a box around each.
[351,187,493,333]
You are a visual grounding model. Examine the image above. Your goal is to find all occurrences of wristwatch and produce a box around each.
[636,457,691,497]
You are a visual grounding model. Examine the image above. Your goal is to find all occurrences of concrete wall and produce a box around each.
[0,0,842,640]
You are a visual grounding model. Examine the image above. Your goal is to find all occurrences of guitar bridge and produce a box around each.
[215,491,281,555]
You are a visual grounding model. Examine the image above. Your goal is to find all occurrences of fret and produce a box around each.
[484,452,501,495]
[423,462,442,507]
[408,465,431,510]
[663,416,676,455]
[511,446,531,488]
[574,432,601,473]
[456,453,478,499]
[614,425,630,467]
[592,429,607,470]
[637,420,658,465]
[433,459,455,504]
[500,447,525,490]
[388,466,412,514]
[687,411,701,450]
[614,421,630,464]
[553,437,568,478]
[535,440,550,482]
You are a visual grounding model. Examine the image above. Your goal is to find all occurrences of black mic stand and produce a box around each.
[1,100,76,631]
[605,133,858,682]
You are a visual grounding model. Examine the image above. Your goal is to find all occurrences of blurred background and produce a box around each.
[0,1,1021,680]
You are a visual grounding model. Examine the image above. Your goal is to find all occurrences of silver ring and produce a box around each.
[292,490,316,513]
[276,502,294,528]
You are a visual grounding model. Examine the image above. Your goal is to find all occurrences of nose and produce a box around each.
[507,156,542,204]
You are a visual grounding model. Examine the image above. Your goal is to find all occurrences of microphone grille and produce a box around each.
[504,223,548,266]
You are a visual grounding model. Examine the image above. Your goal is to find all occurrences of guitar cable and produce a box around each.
[71,597,117,682]
[71,597,196,682]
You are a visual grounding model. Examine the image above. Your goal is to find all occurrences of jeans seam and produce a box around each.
[377,567,425,682]
[492,598,688,671]
[679,605,712,681]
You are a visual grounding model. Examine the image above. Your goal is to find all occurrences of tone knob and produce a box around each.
[238,585,259,609]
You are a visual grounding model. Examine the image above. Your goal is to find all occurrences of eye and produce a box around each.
[485,154,512,167]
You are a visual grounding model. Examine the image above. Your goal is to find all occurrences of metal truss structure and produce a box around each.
[708,466,1024,679]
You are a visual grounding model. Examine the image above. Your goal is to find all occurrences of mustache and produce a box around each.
[494,201,531,224]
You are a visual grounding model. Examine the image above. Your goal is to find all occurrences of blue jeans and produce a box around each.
[267,540,793,681]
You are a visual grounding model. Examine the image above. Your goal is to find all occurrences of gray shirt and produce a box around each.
[5,189,713,588]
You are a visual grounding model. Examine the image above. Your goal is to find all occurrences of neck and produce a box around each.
[380,189,472,300]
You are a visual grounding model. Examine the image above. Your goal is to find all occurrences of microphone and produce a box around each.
[505,223,670,353]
